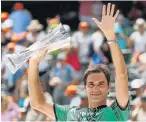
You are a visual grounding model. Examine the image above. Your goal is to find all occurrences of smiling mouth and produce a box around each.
[90,93,101,96]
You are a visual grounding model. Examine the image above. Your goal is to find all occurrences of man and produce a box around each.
[129,18,146,55]
[130,79,145,106]
[9,2,32,33]
[131,91,146,121]
[72,21,91,71]
[28,3,130,121]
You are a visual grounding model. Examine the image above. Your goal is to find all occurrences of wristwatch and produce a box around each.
[107,40,118,45]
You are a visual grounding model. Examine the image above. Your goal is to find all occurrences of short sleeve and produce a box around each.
[110,99,130,121]
[53,104,69,121]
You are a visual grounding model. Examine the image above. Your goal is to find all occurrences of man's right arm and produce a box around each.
[28,58,55,119]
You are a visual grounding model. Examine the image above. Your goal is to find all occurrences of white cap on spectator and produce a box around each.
[136,18,145,25]
[1,19,13,29]
[139,53,146,64]
[134,18,146,30]
[27,20,43,31]
[63,24,71,33]
[131,79,145,89]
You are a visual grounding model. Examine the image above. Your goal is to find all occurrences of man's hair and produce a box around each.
[83,64,111,86]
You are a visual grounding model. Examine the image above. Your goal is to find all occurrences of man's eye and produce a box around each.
[88,84,94,88]
[99,84,104,87]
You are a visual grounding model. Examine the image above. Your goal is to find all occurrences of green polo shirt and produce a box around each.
[53,100,130,121]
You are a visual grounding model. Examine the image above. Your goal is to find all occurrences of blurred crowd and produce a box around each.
[1,1,146,121]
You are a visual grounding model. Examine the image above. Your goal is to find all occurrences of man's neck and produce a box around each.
[88,101,106,109]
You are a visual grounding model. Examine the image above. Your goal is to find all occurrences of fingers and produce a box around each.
[114,10,120,19]
[92,18,101,29]
[38,47,48,56]
[102,5,106,16]
[110,4,115,16]
[107,3,111,15]
[104,3,119,19]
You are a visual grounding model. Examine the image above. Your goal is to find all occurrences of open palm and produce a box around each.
[93,3,119,40]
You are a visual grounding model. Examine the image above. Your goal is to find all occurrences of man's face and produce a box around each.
[85,72,110,103]
[138,24,145,33]
[79,27,89,34]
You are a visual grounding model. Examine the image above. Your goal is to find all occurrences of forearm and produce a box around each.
[109,38,127,75]
[28,60,46,107]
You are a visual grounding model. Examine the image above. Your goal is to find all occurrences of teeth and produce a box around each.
[91,93,100,95]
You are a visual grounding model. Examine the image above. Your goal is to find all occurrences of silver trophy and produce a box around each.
[3,23,71,74]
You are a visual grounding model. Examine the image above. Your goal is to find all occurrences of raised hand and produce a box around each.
[92,3,119,41]
[30,47,49,64]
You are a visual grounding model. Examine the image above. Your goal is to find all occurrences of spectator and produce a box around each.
[139,53,146,84]
[9,2,32,33]
[50,52,79,105]
[91,28,104,53]
[130,79,145,106]
[26,19,46,44]
[1,95,20,121]
[1,42,24,102]
[72,22,91,70]
[1,12,9,22]
[90,28,108,64]
[1,19,14,40]
[64,85,81,107]
[1,96,11,121]
[129,18,146,55]
[131,90,146,121]
[46,17,60,33]
[10,34,28,53]
[66,45,82,80]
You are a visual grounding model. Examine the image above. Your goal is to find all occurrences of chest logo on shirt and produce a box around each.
[75,107,104,121]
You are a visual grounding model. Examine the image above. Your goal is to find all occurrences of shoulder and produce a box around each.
[9,11,17,18]
[73,31,82,36]
[131,31,138,36]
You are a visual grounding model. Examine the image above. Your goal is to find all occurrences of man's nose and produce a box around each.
[93,84,100,90]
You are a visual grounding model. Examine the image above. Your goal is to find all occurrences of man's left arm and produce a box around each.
[108,37,129,109]
[92,3,128,109]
